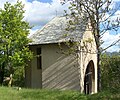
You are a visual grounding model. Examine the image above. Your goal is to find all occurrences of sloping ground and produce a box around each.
[0,87,86,100]
[87,90,120,100]
[0,87,119,100]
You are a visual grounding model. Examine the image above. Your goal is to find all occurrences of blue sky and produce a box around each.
[28,0,52,3]
[0,0,119,52]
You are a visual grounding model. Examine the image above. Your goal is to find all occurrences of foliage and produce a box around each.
[101,52,120,90]
[12,66,25,87]
[87,90,120,100]
[0,1,33,86]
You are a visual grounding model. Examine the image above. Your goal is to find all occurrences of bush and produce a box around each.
[12,66,25,87]
[101,53,120,90]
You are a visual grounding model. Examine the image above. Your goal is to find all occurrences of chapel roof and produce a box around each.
[29,16,86,45]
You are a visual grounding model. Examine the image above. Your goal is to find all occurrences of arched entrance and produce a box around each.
[84,60,95,94]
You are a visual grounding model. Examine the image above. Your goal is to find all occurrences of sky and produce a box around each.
[28,0,52,3]
[0,0,120,52]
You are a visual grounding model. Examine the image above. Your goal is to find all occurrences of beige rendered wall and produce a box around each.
[42,44,80,90]
[26,46,42,88]
[27,44,80,91]
[79,26,98,93]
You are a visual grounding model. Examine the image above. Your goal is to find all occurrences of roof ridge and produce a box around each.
[29,16,84,45]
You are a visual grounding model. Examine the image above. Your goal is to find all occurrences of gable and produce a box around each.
[29,16,86,45]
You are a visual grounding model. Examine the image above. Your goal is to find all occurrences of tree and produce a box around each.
[0,1,33,86]
[101,52,120,91]
[61,0,120,92]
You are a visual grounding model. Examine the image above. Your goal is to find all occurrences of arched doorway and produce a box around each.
[84,60,95,94]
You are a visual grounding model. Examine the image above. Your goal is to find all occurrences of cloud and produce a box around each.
[23,0,70,26]
[0,0,70,26]
[28,28,39,37]
[115,10,120,16]
[101,31,120,52]
[0,0,16,9]
[99,1,120,52]
[113,0,120,2]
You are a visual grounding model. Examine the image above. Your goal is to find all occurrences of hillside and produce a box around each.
[0,87,119,100]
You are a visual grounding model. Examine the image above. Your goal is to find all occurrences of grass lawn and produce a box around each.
[0,86,119,100]
[0,86,86,100]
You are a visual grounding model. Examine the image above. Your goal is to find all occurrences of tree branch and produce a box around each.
[102,38,120,52]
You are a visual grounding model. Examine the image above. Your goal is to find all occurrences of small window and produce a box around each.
[37,48,42,69]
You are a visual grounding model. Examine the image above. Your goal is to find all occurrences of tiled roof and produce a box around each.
[29,16,86,45]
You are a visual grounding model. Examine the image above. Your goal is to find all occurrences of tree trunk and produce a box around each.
[0,62,5,85]
[97,51,101,91]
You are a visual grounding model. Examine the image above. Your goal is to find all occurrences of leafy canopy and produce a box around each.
[0,1,33,70]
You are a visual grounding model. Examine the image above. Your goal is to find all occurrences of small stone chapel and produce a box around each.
[25,16,98,94]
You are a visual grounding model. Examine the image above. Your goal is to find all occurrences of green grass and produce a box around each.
[0,86,119,100]
[0,86,86,100]
[87,90,120,100]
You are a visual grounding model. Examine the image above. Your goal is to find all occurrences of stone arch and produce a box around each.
[84,60,95,94]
